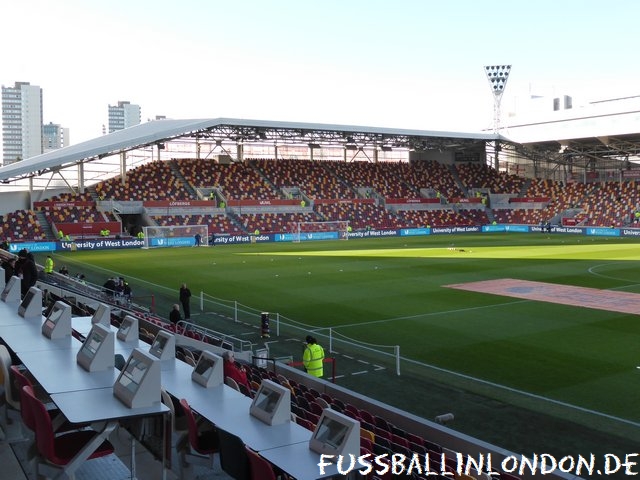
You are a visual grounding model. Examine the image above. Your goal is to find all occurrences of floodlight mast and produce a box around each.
[484,65,512,134]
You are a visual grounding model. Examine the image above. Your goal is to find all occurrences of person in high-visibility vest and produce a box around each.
[303,335,325,378]
[44,255,54,274]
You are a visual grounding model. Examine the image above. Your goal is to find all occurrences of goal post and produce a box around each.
[142,225,209,249]
[293,220,350,243]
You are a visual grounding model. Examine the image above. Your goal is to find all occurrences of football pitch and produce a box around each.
[49,233,640,456]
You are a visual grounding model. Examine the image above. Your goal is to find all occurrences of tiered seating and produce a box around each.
[150,214,245,235]
[237,212,319,234]
[242,362,490,479]
[174,158,278,201]
[398,209,476,227]
[315,202,404,230]
[48,191,94,202]
[96,161,192,201]
[0,210,46,241]
[253,158,355,200]
[457,208,490,225]
[493,209,545,225]
[41,205,114,225]
[329,161,415,198]
[525,178,596,221]
[400,161,465,199]
[456,163,526,194]
[572,181,640,226]
[36,192,117,235]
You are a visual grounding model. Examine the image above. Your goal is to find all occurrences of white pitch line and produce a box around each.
[357,359,370,365]
[351,370,368,376]
[334,299,530,330]
[588,263,640,287]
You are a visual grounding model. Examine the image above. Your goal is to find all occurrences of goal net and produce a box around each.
[142,225,209,249]
[293,220,349,243]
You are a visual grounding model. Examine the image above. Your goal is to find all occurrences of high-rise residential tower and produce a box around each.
[1,81,43,165]
[42,122,70,152]
[108,100,141,133]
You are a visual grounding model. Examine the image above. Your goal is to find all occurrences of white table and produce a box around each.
[19,346,124,394]
[159,358,311,451]
[0,323,76,352]
[51,387,168,479]
[51,387,167,424]
[261,441,362,480]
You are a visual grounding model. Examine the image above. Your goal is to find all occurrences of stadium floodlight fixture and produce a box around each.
[484,64,512,133]
[485,65,511,95]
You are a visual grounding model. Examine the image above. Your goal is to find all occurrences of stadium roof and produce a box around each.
[0,118,500,184]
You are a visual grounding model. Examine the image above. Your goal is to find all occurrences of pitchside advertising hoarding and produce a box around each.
[5,225,638,252]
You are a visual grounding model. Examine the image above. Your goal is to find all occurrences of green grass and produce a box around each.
[43,233,640,459]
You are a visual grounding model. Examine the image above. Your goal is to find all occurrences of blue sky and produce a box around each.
[3,0,639,143]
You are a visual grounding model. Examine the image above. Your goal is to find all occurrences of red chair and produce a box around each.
[22,385,115,479]
[245,445,277,480]
[358,408,375,424]
[295,416,315,431]
[10,365,76,431]
[178,398,219,471]
[308,401,324,416]
[392,433,410,449]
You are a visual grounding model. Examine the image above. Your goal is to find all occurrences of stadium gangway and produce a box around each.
[175,319,253,352]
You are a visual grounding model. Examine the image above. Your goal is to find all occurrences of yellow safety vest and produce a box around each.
[303,343,325,377]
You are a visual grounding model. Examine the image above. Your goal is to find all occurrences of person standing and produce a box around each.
[179,283,192,320]
[44,255,54,274]
[302,335,325,378]
[20,252,38,297]
[2,257,15,284]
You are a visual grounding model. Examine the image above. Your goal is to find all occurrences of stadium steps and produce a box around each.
[248,162,281,195]
[519,177,533,196]
[446,163,468,196]
[485,207,496,224]
[34,210,56,240]
[320,162,360,197]
[168,160,199,198]
[86,185,100,201]
[225,211,250,234]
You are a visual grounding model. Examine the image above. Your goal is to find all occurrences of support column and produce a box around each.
[120,152,127,185]
[78,162,85,194]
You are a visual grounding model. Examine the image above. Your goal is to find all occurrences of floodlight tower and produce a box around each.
[484,65,511,170]
[484,65,511,134]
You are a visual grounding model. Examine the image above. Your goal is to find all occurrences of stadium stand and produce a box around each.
[4,135,640,479]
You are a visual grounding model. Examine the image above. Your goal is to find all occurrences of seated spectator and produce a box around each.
[169,304,182,325]
[58,265,69,276]
[103,277,117,296]
[223,350,250,390]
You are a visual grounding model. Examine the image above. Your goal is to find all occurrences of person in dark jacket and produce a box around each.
[103,277,117,297]
[179,283,192,320]
[169,304,182,325]
[20,252,38,297]
[1,257,15,284]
